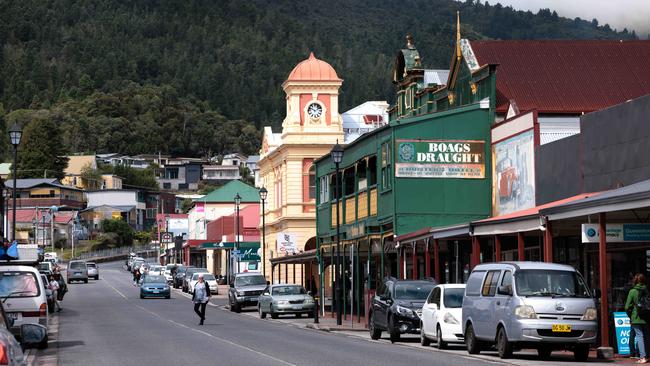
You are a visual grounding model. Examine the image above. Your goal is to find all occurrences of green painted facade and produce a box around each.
[315,38,497,243]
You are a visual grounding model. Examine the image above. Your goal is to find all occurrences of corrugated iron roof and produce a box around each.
[470,40,650,114]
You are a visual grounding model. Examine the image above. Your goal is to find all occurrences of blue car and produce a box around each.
[140,275,171,299]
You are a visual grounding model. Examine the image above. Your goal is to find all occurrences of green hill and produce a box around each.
[0,0,635,160]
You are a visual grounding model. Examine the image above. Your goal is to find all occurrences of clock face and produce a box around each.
[307,103,323,119]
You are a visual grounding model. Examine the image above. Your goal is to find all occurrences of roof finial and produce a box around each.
[456,11,462,60]
[406,34,415,49]
[309,52,315,60]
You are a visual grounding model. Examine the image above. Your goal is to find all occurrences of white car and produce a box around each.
[420,284,465,349]
[0,265,49,340]
[149,266,165,276]
[187,273,218,296]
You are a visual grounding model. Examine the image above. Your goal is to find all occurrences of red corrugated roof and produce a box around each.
[9,209,74,224]
[475,193,598,224]
[470,40,650,114]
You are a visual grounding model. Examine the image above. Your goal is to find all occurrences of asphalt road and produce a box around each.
[55,261,501,366]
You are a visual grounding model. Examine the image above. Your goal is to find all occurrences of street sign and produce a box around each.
[161,232,173,244]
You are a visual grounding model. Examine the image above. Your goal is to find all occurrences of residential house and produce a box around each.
[201,164,241,183]
[5,178,85,210]
[245,155,261,187]
[61,155,100,190]
[0,163,11,180]
[221,153,247,167]
[156,157,204,191]
[101,174,123,189]
[82,190,145,232]
[342,101,390,143]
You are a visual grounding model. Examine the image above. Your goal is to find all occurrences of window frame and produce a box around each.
[481,270,501,297]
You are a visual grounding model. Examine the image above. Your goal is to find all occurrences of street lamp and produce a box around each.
[234,193,241,280]
[9,123,22,243]
[331,141,344,326]
[259,187,268,280]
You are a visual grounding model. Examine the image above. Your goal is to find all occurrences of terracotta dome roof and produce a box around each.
[286,52,340,82]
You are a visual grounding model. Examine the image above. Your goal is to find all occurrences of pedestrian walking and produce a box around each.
[134,268,141,286]
[626,273,650,364]
[192,274,211,325]
[48,274,61,312]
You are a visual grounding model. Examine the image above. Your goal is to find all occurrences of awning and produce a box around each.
[183,239,210,248]
[431,223,471,239]
[270,249,317,265]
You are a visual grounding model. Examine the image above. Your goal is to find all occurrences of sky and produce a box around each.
[494,0,650,37]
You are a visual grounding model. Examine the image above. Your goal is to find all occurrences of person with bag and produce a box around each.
[626,273,650,364]
[192,274,211,325]
[48,274,61,312]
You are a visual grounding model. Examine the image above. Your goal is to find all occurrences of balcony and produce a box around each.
[357,191,368,220]
[345,195,356,224]
[330,200,342,228]
[370,187,377,216]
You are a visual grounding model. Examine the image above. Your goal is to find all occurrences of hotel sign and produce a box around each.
[396,140,485,179]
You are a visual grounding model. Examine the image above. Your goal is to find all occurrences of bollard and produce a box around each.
[314,296,319,324]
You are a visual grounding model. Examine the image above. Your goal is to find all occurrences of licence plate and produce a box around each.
[292,306,302,310]
[552,324,571,332]
[7,313,21,321]
[152,291,159,294]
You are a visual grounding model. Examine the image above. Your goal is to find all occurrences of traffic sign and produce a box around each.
[161,232,173,244]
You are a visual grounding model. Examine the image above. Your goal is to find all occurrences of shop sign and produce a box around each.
[581,223,650,243]
[161,232,173,244]
[395,140,485,179]
[276,233,297,254]
[613,312,631,355]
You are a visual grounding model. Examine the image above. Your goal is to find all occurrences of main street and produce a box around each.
[53,261,494,366]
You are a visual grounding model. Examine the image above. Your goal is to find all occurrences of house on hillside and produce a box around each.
[156,157,204,191]
[342,101,390,143]
[5,178,85,210]
[61,155,99,190]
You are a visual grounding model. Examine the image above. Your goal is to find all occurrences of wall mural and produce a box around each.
[493,129,535,215]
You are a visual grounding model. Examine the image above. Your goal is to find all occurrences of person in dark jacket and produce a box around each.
[626,273,649,364]
[192,274,211,325]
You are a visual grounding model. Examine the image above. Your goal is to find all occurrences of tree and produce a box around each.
[8,110,69,179]
[101,218,133,246]
[80,162,103,190]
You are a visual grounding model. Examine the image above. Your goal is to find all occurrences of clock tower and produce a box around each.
[280,52,344,144]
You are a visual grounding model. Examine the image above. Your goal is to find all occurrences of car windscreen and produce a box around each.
[515,270,591,297]
[38,263,50,270]
[69,262,86,269]
[202,274,215,281]
[0,272,40,298]
[443,288,464,308]
[187,269,207,277]
[272,286,306,296]
[86,263,96,268]
[394,283,436,300]
[143,276,166,284]
[235,276,266,287]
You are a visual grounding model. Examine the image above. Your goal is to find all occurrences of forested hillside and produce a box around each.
[0,0,635,161]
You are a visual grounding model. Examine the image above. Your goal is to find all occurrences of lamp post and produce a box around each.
[234,193,241,278]
[9,123,22,243]
[331,141,344,326]
[259,187,268,280]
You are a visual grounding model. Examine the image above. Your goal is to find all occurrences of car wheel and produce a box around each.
[84,279,88,284]
[233,303,241,313]
[140,294,144,299]
[259,305,266,319]
[95,276,99,280]
[496,327,513,359]
[369,312,382,340]
[465,323,481,355]
[270,308,278,319]
[574,345,589,362]
[437,326,447,349]
[538,346,552,359]
[388,315,400,343]
[165,295,170,299]
[420,323,431,346]
[295,313,301,318]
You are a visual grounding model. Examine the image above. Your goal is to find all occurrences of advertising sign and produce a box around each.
[582,223,650,243]
[493,129,536,216]
[161,232,173,244]
[613,312,631,355]
[276,233,297,255]
[195,202,205,213]
[395,140,485,179]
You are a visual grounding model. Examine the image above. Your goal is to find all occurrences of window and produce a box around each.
[319,176,329,203]
[368,156,377,186]
[443,288,465,308]
[308,166,316,200]
[501,271,512,289]
[146,208,157,219]
[163,183,171,189]
[481,270,501,297]
[357,160,367,191]
[431,287,441,307]
[178,183,188,190]
[381,142,392,190]
[465,271,484,296]
[165,168,179,179]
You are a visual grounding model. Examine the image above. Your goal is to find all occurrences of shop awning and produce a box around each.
[542,179,650,220]
[431,223,471,239]
[183,239,210,248]
[472,193,596,236]
[270,249,317,265]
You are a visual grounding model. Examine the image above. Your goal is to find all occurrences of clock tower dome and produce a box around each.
[280,52,344,144]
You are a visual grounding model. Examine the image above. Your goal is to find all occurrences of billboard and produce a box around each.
[167,218,189,238]
[395,140,485,179]
[276,232,297,255]
[491,111,538,216]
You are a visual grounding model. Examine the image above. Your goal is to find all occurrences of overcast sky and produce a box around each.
[494,0,650,37]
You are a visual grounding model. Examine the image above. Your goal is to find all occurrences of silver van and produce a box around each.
[462,262,597,361]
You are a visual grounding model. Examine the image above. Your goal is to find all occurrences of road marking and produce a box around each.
[166,319,297,366]
[103,279,128,299]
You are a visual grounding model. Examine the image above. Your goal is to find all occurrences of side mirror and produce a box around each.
[20,323,47,349]
[263,292,270,296]
[266,281,270,285]
[379,294,389,301]
[497,285,513,296]
[307,291,312,296]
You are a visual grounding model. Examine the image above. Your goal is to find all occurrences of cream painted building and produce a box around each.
[259,53,344,283]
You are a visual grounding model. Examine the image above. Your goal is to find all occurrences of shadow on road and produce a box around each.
[57,340,85,349]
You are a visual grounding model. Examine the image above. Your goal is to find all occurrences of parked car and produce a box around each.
[228,273,268,313]
[149,265,164,276]
[369,277,437,342]
[462,262,597,361]
[173,266,190,289]
[257,284,315,319]
[139,275,171,299]
[40,274,56,313]
[420,284,465,349]
[0,297,47,358]
[182,268,207,293]
[187,273,219,296]
[37,262,53,274]
[86,262,99,280]
[67,260,89,283]
[0,265,49,343]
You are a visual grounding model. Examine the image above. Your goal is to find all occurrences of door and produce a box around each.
[494,270,513,334]
[422,286,439,338]
[430,287,442,338]
[476,270,501,339]
[374,283,391,328]
[260,286,271,311]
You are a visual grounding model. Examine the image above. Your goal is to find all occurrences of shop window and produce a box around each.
[381,142,392,190]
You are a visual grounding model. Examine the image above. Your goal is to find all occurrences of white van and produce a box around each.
[0,265,48,338]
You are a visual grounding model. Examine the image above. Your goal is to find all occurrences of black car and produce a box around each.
[173,265,191,289]
[369,277,437,343]
[182,267,207,292]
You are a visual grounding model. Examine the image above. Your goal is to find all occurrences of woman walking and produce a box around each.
[626,273,649,364]
[192,274,211,325]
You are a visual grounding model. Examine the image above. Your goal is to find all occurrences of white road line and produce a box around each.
[103,279,128,299]
[166,318,297,366]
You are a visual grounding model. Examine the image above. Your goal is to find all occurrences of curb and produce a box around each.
[305,323,368,332]
[30,312,59,366]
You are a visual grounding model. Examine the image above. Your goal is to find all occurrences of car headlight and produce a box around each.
[304,297,314,304]
[276,300,289,305]
[236,291,245,296]
[514,305,537,319]
[395,305,415,317]
[443,312,459,324]
[581,307,597,321]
